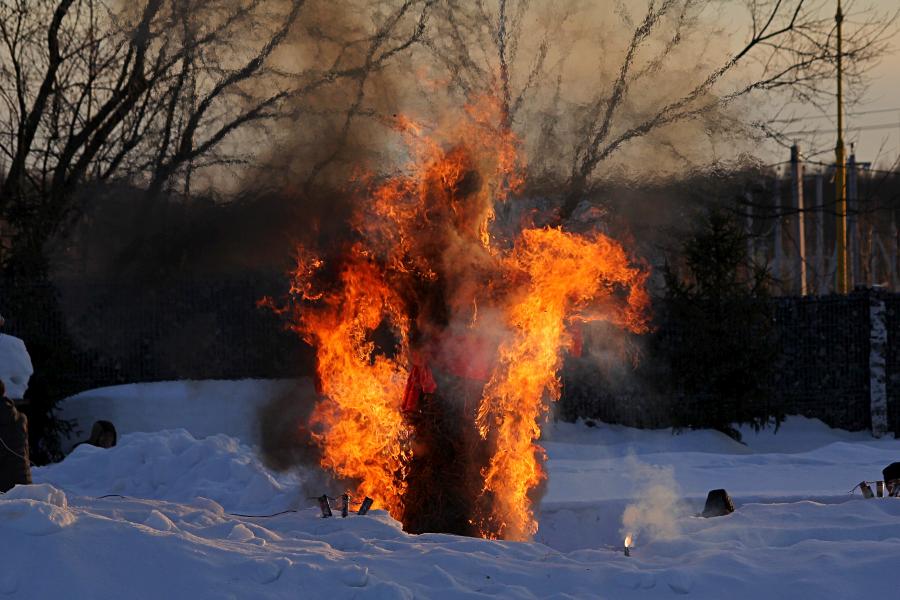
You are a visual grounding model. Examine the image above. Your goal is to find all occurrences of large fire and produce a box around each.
[272,97,649,541]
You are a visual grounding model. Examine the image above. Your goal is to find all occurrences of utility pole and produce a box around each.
[773,170,784,292]
[815,172,825,293]
[848,149,858,288]
[791,144,807,295]
[835,0,849,293]
[744,190,754,264]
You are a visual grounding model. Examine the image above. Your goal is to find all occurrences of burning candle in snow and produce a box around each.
[624,534,633,557]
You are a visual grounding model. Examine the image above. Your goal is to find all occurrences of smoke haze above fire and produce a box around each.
[245,0,749,195]
[59,0,866,287]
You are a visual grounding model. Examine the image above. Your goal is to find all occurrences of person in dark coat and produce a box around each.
[0,379,32,493]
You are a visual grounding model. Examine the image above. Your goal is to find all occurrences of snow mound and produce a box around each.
[143,509,178,532]
[3,483,68,508]
[0,334,33,399]
[35,429,302,515]
[57,378,314,450]
[0,484,76,536]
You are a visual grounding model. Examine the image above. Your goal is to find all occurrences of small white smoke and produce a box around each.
[620,454,685,546]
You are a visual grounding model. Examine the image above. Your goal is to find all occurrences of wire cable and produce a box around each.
[0,435,27,462]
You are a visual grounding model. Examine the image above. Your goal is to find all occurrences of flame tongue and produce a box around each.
[279,97,649,539]
[475,228,649,540]
[300,249,412,516]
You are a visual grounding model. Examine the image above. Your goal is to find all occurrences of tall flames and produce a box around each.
[475,228,650,539]
[274,96,649,541]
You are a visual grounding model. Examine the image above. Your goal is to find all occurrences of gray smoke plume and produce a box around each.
[255,377,344,498]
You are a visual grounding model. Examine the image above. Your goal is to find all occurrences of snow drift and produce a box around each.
[0,419,895,598]
[0,333,32,399]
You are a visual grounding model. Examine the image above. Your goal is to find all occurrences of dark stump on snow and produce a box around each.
[884,462,900,496]
[702,489,735,517]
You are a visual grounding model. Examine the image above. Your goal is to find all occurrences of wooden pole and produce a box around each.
[816,172,826,293]
[745,190,754,263]
[848,150,858,288]
[773,171,784,292]
[893,215,899,290]
[792,144,807,295]
[835,0,849,293]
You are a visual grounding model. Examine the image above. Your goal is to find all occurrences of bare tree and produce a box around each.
[422,0,566,131]
[0,0,432,271]
[0,0,296,268]
[564,0,894,215]
[416,1,895,218]
[1,0,893,264]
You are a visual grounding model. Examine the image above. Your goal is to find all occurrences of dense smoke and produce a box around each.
[258,0,746,189]
[255,379,347,499]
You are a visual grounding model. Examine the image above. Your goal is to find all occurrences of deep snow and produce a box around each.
[2,381,899,598]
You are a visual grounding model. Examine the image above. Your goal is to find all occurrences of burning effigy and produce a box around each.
[267,97,650,541]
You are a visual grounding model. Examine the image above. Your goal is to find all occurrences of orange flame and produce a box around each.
[288,247,411,515]
[277,95,649,538]
[475,228,650,540]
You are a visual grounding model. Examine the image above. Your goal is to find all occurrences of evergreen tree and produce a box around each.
[656,208,781,439]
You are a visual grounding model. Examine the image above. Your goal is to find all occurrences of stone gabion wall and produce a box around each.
[771,291,873,431]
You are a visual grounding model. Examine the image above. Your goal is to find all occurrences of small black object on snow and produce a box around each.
[358,497,374,515]
[884,462,900,496]
[859,481,875,499]
[702,489,735,517]
[318,495,333,518]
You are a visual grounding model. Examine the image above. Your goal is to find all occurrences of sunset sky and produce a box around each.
[770,0,900,168]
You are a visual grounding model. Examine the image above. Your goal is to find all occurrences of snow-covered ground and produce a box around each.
[537,418,900,552]
[2,381,900,598]
[0,333,32,399]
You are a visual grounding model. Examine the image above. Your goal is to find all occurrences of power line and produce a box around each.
[769,107,900,124]
[804,159,899,176]
[780,122,900,137]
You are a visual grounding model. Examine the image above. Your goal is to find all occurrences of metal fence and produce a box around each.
[0,276,312,393]
[562,288,899,435]
[2,277,898,435]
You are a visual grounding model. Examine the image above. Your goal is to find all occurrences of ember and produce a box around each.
[270,96,650,540]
